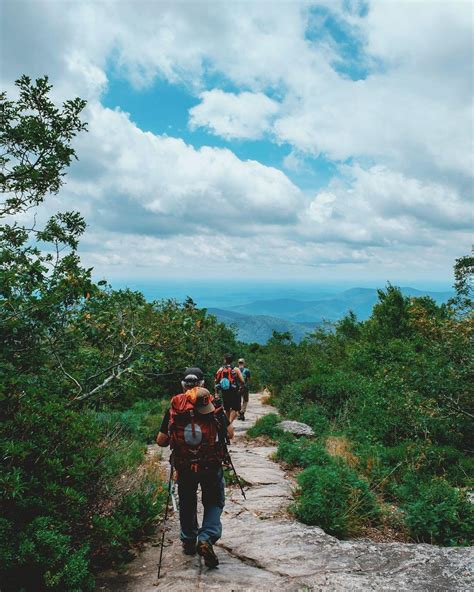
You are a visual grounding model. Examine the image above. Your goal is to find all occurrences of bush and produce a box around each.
[357,442,474,501]
[279,373,365,418]
[12,517,93,592]
[402,479,474,546]
[277,438,332,468]
[91,487,165,564]
[0,396,165,590]
[285,403,330,436]
[293,462,380,538]
[96,399,169,444]
[246,413,283,439]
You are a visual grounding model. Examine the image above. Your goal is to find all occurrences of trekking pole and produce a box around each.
[223,442,247,500]
[215,402,247,500]
[156,459,174,583]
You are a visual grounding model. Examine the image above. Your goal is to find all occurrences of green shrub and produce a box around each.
[0,396,165,590]
[357,442,474,500]
[279,372,365,418]
[289,404,330,435]
[347,380,432,446]
[1,516,94,592]
[247,413,283,439]
[293,462,380,538]
[277,438,332,468]
[402,479,474,546]
[91,487,164,564]
[96,399,169,444]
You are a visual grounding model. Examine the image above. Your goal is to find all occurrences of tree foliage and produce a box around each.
[0,77,238,591]
[245,278,473,546]
[1,75,87,217]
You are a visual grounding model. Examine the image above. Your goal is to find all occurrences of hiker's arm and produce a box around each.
[156,409,170,446]
[156,432,170,447]
[235,368,245,385]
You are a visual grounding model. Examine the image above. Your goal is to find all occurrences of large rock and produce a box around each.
[277,420,314,437]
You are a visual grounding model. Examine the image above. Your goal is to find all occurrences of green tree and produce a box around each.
[449,252,473,314]
[1,75,87,216]
[0,77,164,591]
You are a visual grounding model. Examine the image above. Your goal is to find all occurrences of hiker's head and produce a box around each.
[187,387,215,414]
[181,367,204,391]
[238,358,245,367]
[184,367,204,384]
[224,353,233,364]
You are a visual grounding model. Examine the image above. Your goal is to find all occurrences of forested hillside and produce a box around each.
[0,77,238,591]
[207,307,317,343]
[228,287,453,322]
[244,272,473,545]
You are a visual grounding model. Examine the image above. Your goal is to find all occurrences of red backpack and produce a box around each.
[215,364,239,390]
[168,391,225,471]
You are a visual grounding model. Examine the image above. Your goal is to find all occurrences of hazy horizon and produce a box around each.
[108,277,454,309]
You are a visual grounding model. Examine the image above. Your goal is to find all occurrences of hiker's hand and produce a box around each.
[156,432,170,447]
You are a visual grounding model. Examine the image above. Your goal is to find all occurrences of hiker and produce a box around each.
[237,358,251,421]
[156,371,234,568]
[214,353,245,423]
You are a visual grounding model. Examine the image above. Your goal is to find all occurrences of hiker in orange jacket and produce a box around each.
[157,369,234,568]
[214,353,245,423]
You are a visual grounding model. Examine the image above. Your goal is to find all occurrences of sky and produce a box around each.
[1,0,473,287]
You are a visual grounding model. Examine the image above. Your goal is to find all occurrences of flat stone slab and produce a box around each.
[277,420,315,436]
[97,392,474,592]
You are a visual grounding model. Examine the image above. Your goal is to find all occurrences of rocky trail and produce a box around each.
[97,393,473,591]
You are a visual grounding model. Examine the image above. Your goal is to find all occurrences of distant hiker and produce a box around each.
[156,372,234,568]
[214,353,245,423]
[237,358,251,421]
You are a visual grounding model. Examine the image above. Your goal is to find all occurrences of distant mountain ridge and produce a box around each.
[227,287,453,323]
[207,308,318,344]
[208,287,453,343]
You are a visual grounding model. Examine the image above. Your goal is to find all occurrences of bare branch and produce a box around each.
[49,341,83,395]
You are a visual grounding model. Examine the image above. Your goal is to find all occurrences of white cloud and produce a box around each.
[1,0,472,281]
[300,164,472,247]
[189,90,279,140]
[67,102,301,234]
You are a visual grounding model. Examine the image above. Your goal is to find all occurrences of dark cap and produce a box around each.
[183,367,204,381]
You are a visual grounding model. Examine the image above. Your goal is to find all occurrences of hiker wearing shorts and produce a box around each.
[156,369,234,568]
[214,353,245,423]
[237,358,251,421]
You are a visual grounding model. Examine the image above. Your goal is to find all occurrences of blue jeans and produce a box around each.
[177,466,225,544]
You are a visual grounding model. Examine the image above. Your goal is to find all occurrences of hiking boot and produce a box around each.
[237,412,245,421]
[197,540,219,568]
[182,540,196,555]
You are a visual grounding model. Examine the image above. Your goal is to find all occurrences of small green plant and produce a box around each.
[277,438,332,468]
[293,462,380,538]
[223,467,250,488]
[247,413,283,440]
[96,399,169,444]
[402,479,474,546]
[292,404,330,435]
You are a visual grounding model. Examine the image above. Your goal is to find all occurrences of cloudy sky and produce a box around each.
[2,0,473,285]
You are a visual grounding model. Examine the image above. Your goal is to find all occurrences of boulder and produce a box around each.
[276,420,314,437]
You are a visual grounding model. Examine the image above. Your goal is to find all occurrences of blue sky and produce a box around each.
[2,0,472,286]
[102,73,338,191]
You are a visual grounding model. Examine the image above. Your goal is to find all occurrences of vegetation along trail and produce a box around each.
[97,393,472,592]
